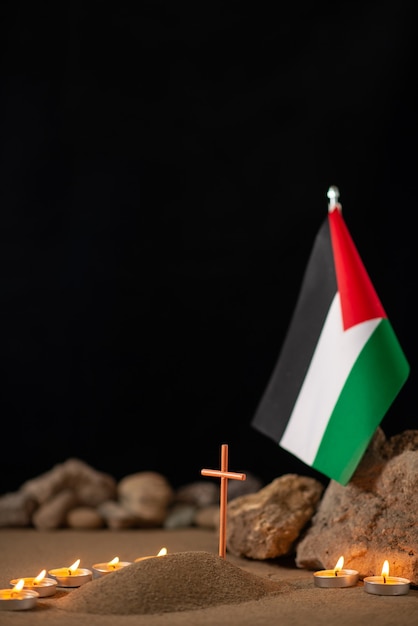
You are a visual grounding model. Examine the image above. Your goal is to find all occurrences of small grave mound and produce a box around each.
[56,551,282,615]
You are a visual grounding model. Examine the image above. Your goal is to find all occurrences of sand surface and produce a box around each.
[56,551,283,614]
[0,528,417,625]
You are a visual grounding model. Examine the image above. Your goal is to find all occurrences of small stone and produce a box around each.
[97,500,140,529]
[0,491,37,527]
[21,458,117,506]
[118,472,174,527]
[194,505,219,529]
[228,471,264,500]
[67,506,104,529]
[175,481,219,507]
[164,504,197,529]
[32,489,79,530]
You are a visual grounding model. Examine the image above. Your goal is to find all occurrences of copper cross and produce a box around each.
[201,444,246,558]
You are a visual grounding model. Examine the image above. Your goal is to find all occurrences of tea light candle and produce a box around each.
[363,560,410,596]
[92,557,132,578]
[135,547,168,562]
[48,559,92,587]
[10,569,57,597]
[0,579,39,611]
[314,556,359,588]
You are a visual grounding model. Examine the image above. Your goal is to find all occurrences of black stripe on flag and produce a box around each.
[252,216,338,442]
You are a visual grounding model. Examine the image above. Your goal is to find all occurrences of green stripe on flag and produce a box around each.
[312,319,410,485]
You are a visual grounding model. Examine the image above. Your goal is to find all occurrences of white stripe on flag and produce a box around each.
[280,293,380,464]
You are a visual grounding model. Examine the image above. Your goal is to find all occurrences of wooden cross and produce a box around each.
[201,444,246,558]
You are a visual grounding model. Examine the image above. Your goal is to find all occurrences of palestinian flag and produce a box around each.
[251,201,410,485]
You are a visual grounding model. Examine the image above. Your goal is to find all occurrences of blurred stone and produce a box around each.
[32,489,79,530]
[0,491,37,527]
[97,500,140,529]
[164,503,197,528]
[67,506,105,529]
[117,471,174,527]
[226,474,324,559]
[175,481,219,507]
[228,471,264,500]
[194,504,219,529]
[296,428,418,585]
[21,458,117,506]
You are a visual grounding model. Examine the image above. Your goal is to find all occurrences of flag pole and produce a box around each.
[327,185,341,212]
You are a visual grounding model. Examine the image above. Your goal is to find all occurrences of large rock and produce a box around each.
[226,474,324,559]
[296,428,418,585]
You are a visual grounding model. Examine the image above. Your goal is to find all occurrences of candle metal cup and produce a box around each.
[92,561,132,578]
[313,569,359,588]
[0,589,39,611]
[10,577,57,597]
[48,568,92,588]
[363,575,410,596]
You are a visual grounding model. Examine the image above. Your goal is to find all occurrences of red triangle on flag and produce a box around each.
[328,207,386,331]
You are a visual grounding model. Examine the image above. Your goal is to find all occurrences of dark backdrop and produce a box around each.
[1,2,417,494]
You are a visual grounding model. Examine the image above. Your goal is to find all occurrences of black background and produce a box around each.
[1,2,417,495]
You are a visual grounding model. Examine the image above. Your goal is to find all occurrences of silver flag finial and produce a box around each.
[327,186,341,212]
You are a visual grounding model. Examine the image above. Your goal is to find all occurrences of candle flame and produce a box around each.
[108,557,119,568]
[69,559,80,572]
[134,547,168,562]
[381,560,390,581]
[334,556,344,574]
[13,579,25,592]
[33,569,46,584]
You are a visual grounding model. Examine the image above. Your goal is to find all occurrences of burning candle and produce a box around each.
[0,579,39,611]
[10,569,57,597]
[363,560,410,596]
[92,557,132,578]
[135,547,168,562]
[313,556,359,588]
[48,559,92,587]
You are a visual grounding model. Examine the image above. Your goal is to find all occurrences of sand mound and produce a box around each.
[56,551,282,615]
